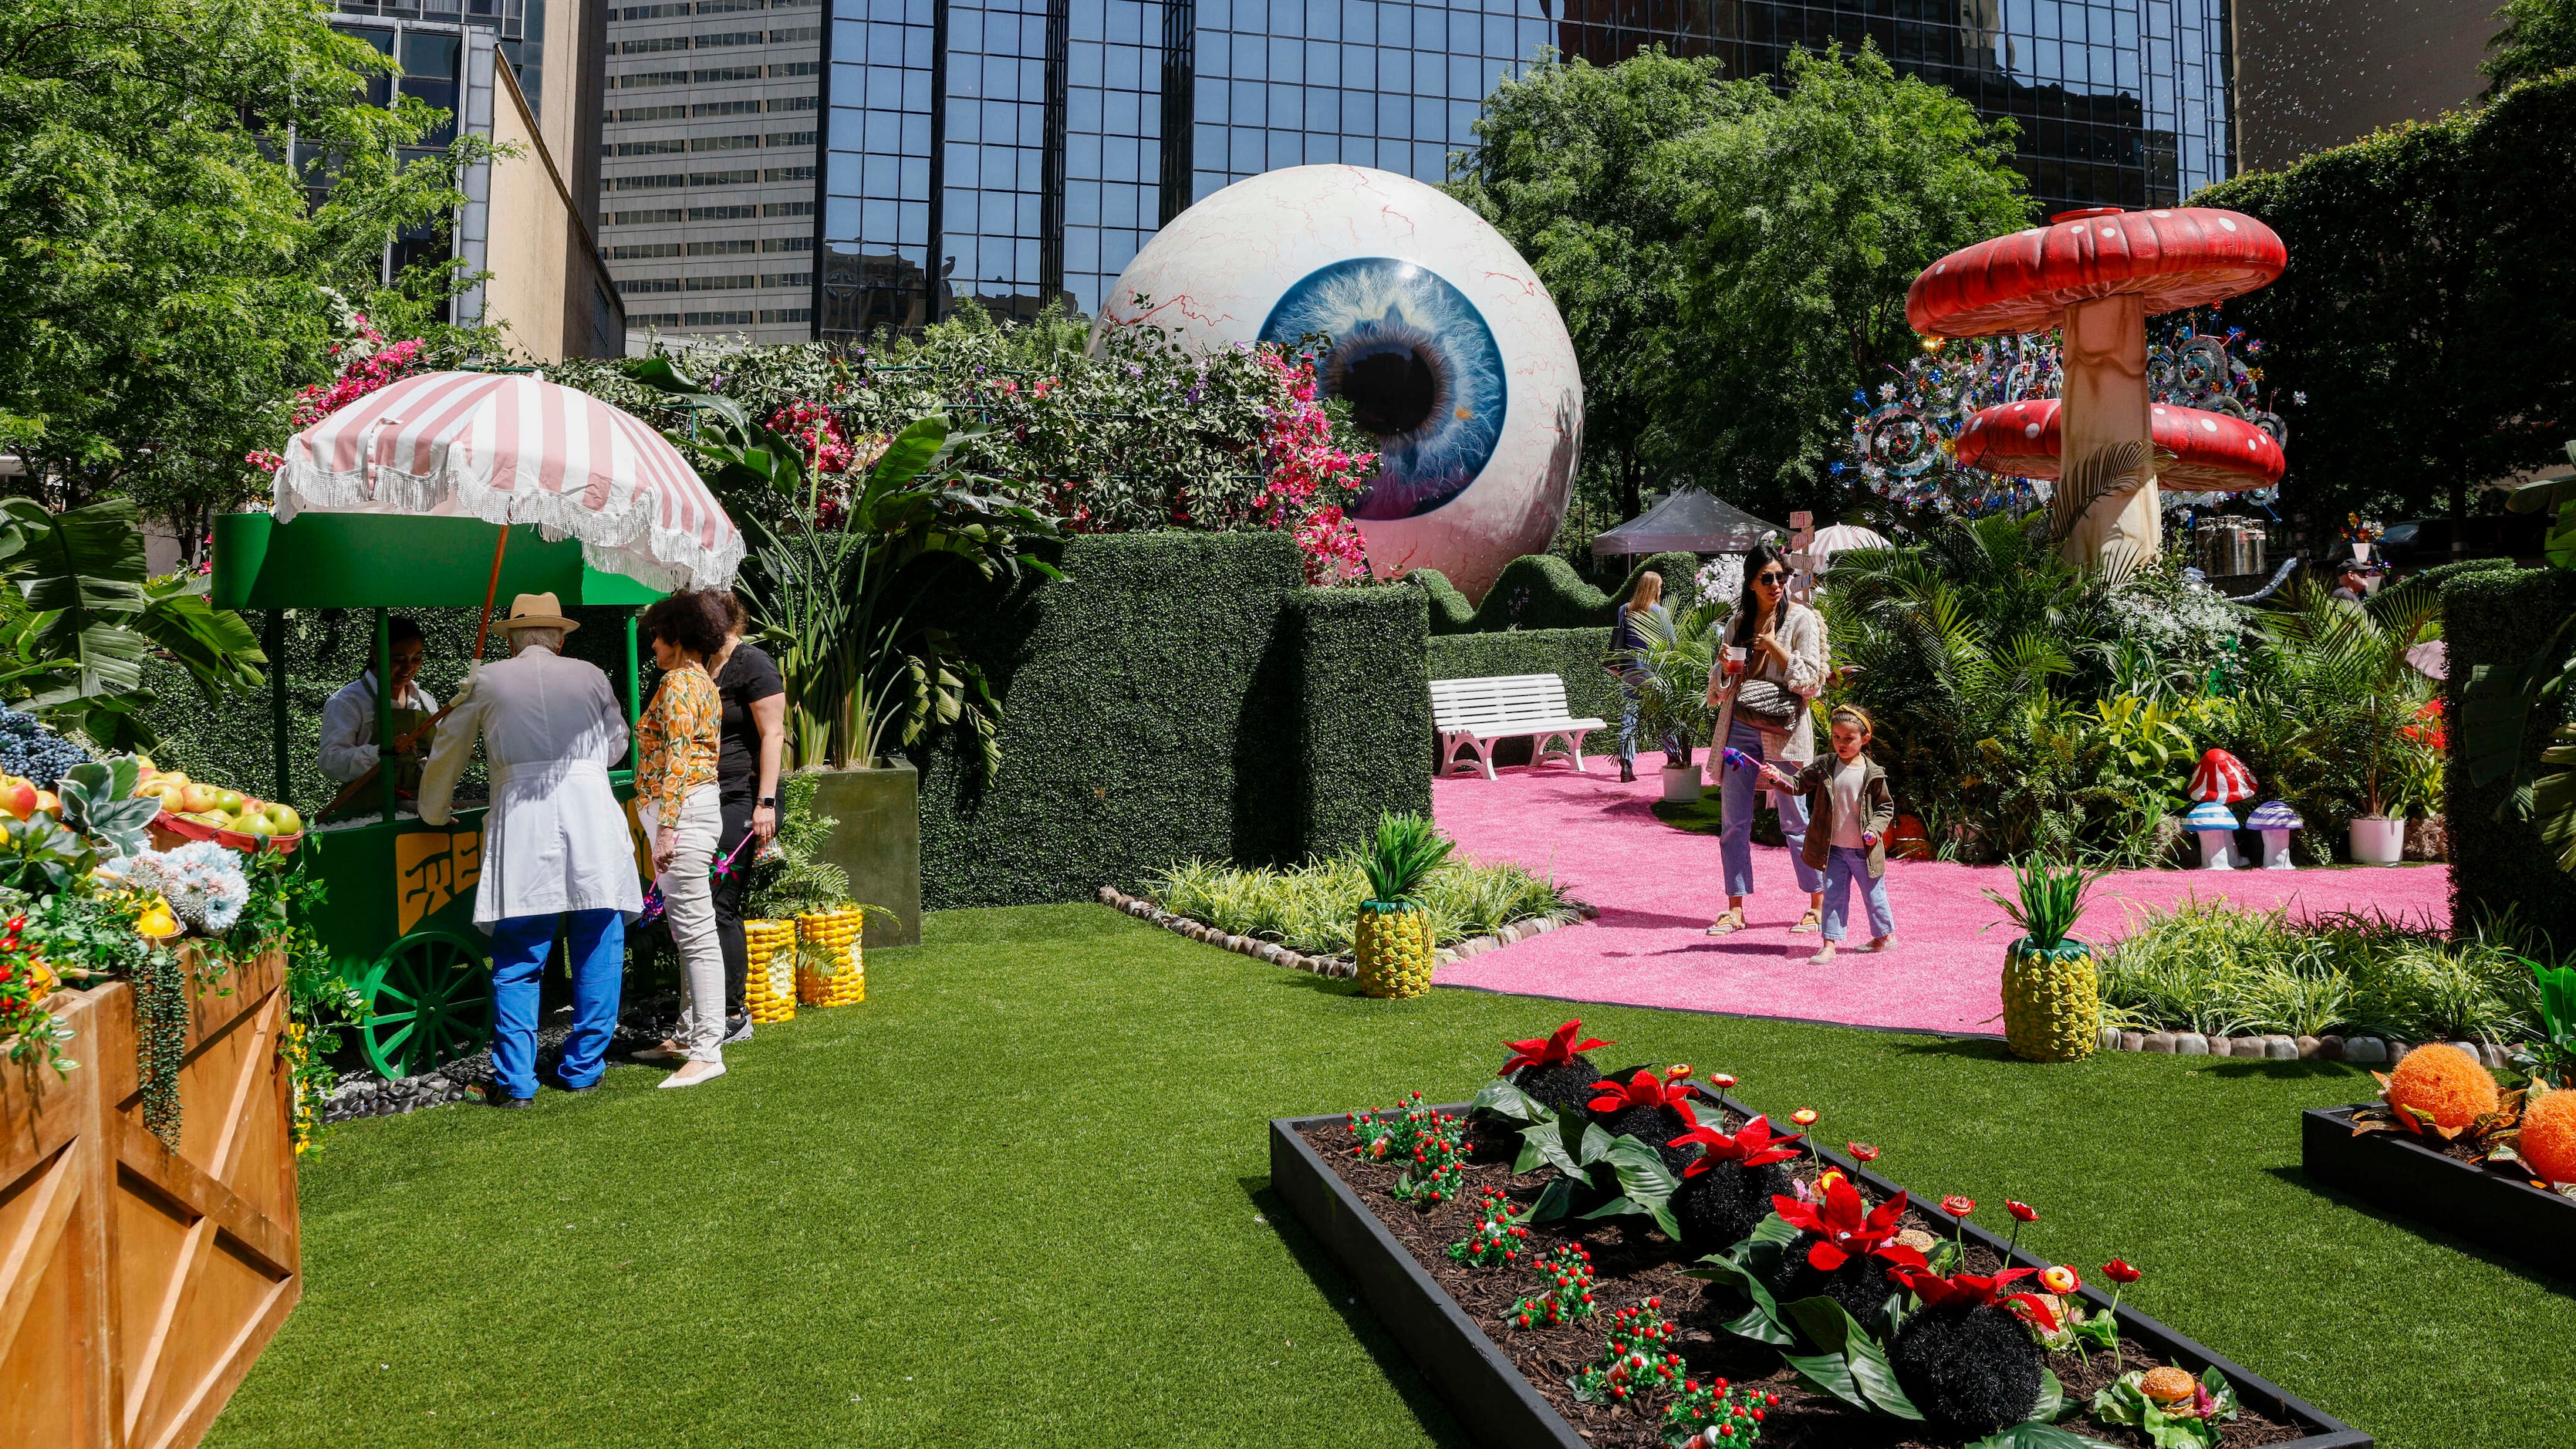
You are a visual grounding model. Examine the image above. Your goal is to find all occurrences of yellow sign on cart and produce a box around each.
[395,827,483,934]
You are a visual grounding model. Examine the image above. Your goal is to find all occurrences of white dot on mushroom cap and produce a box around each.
[2024,424,2042,438]
[2201,418,2220,432]
[1968,417,1983,431]
[2220,218,2239,231]
[1936,263,1946,273]
[2153,406,2166,415]
[2100,226,2117,236]
[2153,210,2173,218]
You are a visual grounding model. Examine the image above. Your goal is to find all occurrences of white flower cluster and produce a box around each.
[1694,554,1744,608]
[127,842,252,936]
[2106,576,2247,672]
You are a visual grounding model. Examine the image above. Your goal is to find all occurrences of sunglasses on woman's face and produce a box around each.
[1754,570,1785,584]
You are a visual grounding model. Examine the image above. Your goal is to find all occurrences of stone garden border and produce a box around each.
[1097,885,1596,980]
[2090,1026,2516,1069]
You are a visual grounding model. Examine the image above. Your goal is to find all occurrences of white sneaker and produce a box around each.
[657,1062,726,1089]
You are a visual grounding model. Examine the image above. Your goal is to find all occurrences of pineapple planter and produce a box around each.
[1982,856,2107,1063]
[1354,812,1454,1001]
[1355,901,1434,998]
[2001,937,2102,1062]
[744,918,798,1024]
[796,906,868,1007]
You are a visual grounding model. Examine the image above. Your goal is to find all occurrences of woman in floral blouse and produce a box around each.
[633,589,733,1086]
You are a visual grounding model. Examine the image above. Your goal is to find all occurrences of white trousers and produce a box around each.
[659,784,728,1064]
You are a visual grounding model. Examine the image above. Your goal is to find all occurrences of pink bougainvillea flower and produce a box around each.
[1500,1020,1610,1076]
[1668,1114,1803,1177]
[1769,1174,1909,1272]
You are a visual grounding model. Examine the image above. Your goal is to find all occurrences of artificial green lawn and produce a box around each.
[210,904,2574,1449]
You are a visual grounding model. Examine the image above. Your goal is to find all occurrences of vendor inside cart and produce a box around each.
[319,616,439,793]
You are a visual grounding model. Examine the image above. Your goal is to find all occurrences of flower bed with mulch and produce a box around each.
[1272,1022,2368,1449]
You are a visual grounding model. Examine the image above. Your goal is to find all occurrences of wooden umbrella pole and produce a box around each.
[316,528,512,822]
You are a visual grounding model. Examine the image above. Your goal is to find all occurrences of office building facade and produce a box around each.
[328,0,626,357]
[596,0,828,343]
[812,0,2237,336]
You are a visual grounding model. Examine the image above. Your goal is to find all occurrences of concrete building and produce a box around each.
[595,0,827,346]
[810,0,2240,333]
[329,0,626,358]
[2231,0,2497,173]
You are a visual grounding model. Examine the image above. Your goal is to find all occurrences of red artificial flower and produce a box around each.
[2006,1200,2038,1224]
[1769,1174,1910,1271]
[1940,1194,1976,1218]
[1709,1072,1738,1089]
[1666,1063,1693,1081]
[1668,1114,1804,1177]
[1501,1019,1611,1076]
[1845,1141,1881,1163]
[1589,1069,1700,1118]
[2101,1258,2143,1285]
[2040,1265,2081,1295]
[1888,1262,2063,1332]
[1791,1108,1819,1126]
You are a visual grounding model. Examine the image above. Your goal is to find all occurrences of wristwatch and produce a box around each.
[758,795,778,809]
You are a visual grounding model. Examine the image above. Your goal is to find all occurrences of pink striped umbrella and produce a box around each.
[269,370,743,592]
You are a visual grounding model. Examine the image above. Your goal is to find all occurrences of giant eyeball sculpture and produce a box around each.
[1092,165,1582,600]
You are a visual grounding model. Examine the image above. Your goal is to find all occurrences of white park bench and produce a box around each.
[1430,674,1607,780]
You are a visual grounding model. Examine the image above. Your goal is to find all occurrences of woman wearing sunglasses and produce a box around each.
[1703,543,1829,937]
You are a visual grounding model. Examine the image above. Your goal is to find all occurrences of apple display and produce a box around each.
[179,783,219,813]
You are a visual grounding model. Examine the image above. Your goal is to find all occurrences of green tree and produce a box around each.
[2486,0,2576,93]
[1649,45,2030,521]
[2193,70,2576,556]
[1447,47,1752,522]
[0,0,491,530]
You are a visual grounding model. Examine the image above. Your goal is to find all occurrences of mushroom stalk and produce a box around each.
[2057,293,2160,569]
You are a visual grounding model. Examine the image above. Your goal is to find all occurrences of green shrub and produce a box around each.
[1425,627,1621,768]
[1146,852,1572,958]
[1412,550,1703,634]
[2099,902,2540,1043]
[2444,565,2576,945]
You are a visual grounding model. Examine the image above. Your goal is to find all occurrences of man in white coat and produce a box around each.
[419,593,644,1106]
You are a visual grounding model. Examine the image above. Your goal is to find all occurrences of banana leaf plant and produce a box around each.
[0,497,266,752]
[623,358,1062,775]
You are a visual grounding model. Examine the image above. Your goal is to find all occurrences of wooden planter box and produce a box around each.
[2301,1105,2576,1282]
[2,947,301,1449]
[1273,1105,2370,1449]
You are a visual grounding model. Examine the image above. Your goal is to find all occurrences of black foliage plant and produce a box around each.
[1888,1301,2045,1437]
[1671,1158,1792,1251]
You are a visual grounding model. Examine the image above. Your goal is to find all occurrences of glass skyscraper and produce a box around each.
[813,0,2235,335]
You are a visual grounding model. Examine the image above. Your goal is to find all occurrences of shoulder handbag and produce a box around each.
[1732,676,1799,730]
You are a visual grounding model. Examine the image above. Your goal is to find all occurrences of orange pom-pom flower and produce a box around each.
[2384,1044,2500,1132]
[2520,1089,2576,1186]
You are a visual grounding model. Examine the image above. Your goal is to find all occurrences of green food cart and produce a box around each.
[211,512,664,1080]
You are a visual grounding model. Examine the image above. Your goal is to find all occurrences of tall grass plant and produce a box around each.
[1149,853,1571,958]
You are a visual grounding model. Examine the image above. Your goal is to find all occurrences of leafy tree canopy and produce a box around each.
[0,0,491,525]
[2193,69,2576,542]
[1453,44,2027,529]
[2485,0,2576,93]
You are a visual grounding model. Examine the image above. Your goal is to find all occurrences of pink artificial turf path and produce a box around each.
[1430,751,2453,1037]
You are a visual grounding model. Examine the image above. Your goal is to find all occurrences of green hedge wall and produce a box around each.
[912,532,1432,910]
[2442,566,2576,937]
[1413,550,1707,634]
[1426,627,1621,768]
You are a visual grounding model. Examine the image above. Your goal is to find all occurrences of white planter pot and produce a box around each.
[2348,816,2406,866]
[1661,763,1704,803]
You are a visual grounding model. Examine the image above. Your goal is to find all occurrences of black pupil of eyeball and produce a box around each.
[1339,344,1440,437]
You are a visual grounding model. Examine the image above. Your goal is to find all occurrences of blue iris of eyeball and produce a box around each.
[1092,165,1583,600]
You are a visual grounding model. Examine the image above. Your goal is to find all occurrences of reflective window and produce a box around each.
[817,0,2231,336]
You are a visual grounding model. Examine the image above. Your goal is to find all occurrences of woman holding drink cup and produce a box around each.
[1703,542,1829,937]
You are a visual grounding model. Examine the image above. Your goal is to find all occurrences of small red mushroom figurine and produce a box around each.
[1909,207,2287,571]
[2187,748,2257,806]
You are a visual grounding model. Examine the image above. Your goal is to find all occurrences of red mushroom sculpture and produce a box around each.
[1909,206,2287,570]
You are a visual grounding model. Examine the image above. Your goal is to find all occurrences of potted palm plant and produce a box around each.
[633,363,1060,945]
[2254,579,2438,866]
[1614,598,1723,802]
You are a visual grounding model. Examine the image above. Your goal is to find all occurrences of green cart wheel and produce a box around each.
[358,930,493,1080]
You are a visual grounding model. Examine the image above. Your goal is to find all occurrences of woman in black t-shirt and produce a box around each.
[708,593,786,1041]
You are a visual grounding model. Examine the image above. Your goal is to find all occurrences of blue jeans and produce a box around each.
[489,908,626,1099]
[1719,720,1824,897]
[1821,846,1895,943]
[1617,686,1685,765]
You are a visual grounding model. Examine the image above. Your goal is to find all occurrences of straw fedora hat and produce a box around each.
[498,592,580,633]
